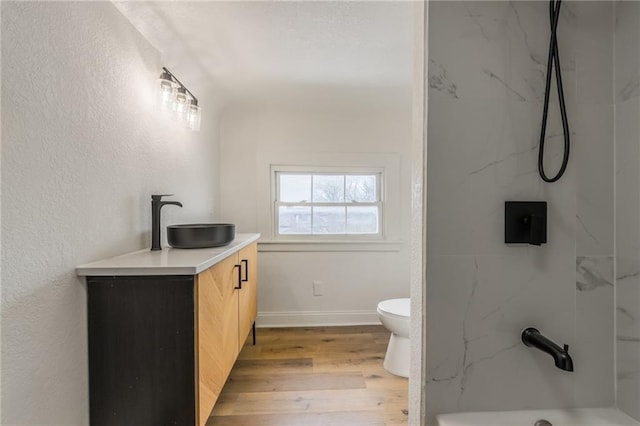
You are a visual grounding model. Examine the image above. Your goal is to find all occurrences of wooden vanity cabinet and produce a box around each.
[196,253,239,426]
[87,275,197,426]
[196,242,258,424]
[237,243,258,351]
[87,242,258,426]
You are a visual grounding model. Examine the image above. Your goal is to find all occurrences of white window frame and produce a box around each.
[256,151,402,252]
[272,166,385,241]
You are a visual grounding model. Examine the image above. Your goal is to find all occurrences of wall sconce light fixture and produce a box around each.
[155,67,201,131]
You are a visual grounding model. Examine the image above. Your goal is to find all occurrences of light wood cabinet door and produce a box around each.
[238,242,258,350]
[196,253,240,426]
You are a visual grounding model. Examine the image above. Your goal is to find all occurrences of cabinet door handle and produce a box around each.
[233,264,242,290]
[241,259,249,282]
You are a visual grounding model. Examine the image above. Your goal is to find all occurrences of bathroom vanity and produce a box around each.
[76,233,260,426]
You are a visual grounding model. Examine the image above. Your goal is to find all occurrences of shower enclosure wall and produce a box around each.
[426,1,639,423]
[614,0,640,420]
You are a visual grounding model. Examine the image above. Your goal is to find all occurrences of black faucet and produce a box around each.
[151,194,183,251]
[522,327,573,371]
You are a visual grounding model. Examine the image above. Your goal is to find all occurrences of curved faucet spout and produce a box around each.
[522,327,574,372]
[163,201,183,208]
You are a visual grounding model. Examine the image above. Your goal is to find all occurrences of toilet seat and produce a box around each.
[377,298,410,319]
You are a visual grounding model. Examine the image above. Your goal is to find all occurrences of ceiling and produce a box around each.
[114,1,414,109]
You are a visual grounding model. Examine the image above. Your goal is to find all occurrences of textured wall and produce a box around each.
[426,1,614,421]
[614,0,640,421]
[218,106,412,325]
[1,2,218,424]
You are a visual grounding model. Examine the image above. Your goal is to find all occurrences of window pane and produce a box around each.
[346,206,379,234]
[312,206,346,234]
[280,174,311,202]
[312,175,344,203]
[278,206,311,234]
[346,175,377,202]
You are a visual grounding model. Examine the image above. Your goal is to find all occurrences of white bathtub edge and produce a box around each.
[436,408,640,426]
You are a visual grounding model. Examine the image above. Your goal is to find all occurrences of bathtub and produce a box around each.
[436,408,640,426]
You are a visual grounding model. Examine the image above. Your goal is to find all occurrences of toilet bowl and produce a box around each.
[377,298,410,378]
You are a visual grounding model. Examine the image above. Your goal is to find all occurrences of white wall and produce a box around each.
[218,104,412,325]
[614,0,640,421]
[426,1,615,422]
[1,2,219,424]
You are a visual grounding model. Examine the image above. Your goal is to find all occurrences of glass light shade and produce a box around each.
[173,87,189,122]
[187,101,201,131]
[155,72,176,111]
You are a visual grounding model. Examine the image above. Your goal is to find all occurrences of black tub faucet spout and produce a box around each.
[522,327,574,372]
[151,194,183,251]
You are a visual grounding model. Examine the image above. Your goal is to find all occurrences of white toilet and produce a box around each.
[377,298,410,378]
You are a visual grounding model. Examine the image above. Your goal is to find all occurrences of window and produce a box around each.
[274,168,383,239]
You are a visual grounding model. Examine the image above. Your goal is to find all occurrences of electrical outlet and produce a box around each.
[313,281,323,296]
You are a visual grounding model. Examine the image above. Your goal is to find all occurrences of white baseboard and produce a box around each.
[256,310,381,328]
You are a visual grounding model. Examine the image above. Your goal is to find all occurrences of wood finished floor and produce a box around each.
[207,325,408,426]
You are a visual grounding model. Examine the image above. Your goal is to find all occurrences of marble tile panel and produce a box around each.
[614,2,639,419]
[428,1,577,104]
[616,256,640,342]
[617,254,640,421]
[617,357,640,422]
[426,253,576,417]
[614,98,640,425]
[574,256,614,407]
[426,255,479,419]
[615,0,640,102]
[427,98,576,256]
[569,2,614,105]
[426,1,624,420]
[616,256,639,422]
[575,104,614,256]
[615,98,640,259]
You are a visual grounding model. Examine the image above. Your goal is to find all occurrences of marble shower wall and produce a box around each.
[615,0,640,421]
[426,2,614,421]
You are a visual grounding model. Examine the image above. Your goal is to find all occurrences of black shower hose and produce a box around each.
[538,0,570,183]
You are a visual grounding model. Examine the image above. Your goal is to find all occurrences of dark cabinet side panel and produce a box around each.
[87,276,195,426]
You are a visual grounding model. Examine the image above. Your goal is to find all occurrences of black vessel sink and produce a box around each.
[167,224,235,249]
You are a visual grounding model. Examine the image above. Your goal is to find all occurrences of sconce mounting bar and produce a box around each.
[162,67,198,104]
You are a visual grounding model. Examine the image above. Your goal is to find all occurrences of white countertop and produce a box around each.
[76,233,260,277]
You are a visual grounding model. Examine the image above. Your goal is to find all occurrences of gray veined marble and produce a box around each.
[575,103,614,257]
[482,69,527,102]
[615,0,640,418]
[468,145,537,177]
[427,257,522,405]
[508,2,545,68]
[575,256,615,407]
[427,253,577,417]
[616,258,640,341]
[462,4,490,42]
[576,256,613,292]
[576,215,599,247]
[618,306,637,323]
[618,75,639,102]
[617,270,640,283]
[617,336,640,343]
[617,334,640,420]
[428,59,458,99]
[614,0,640,103]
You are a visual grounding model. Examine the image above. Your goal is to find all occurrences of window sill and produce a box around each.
[257,240,404,252]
